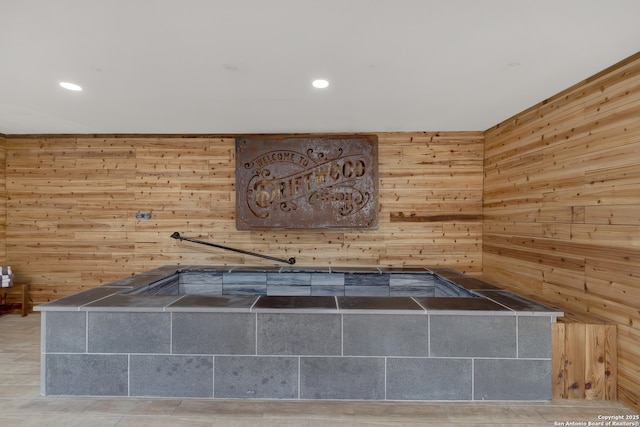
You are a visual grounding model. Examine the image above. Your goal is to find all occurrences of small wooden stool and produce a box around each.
[0,283,29,317]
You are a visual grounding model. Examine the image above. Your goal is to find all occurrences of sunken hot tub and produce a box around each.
[36,266,562,400]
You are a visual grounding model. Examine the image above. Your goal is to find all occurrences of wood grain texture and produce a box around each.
[3,132,483,306]
[552,319,617,401]
[0,135,5,264]
[551,322,567,399]
[484,51,640,410]
[3,51,640,409]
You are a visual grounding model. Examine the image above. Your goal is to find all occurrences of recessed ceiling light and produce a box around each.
[312,79,329,89]
[60,81,83,91]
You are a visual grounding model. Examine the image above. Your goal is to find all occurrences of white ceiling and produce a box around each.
[1,0,639,135]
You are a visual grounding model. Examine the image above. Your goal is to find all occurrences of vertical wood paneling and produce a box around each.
[551,321,567,399]
[552,319,617,400]
[4,132,483,305]
[566,322,587,400]
[0,135,5,264]
[484,51,640,411]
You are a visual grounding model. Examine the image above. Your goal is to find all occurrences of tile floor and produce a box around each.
[1,313,637,427]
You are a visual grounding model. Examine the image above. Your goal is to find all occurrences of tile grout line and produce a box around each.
[85,311,89,353]
[340,310,344,357]
[427,313,431,357]
[384,356,387,401]
[211,354,216,399]
[255,312,258,356]
[297,355,301,400]
[471,358,475,401]
[515,316,519,358]
[41,312,47,396]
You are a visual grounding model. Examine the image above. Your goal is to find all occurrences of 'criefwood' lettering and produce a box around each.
[249,157,366,210]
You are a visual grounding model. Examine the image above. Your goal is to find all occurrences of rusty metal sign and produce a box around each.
[236,135,378,230]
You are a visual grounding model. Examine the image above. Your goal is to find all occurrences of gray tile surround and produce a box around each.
[41,287,123,308]
[173,312,256,354]
[478,290,561,313]
[180,283,223,296]
[130,355,214,398]
[179,270,223,295]
[168,295,257,311]
[45,353,128,396]
[448,277,501,290]
[310,272,344,287]
[222,272,267,295]
[413,296,509,312]
[267,272,312,296]
[338,296,423,312]
[88,312,171,354]
[110,267,538,302]
[343,314,429,356]
[311,284,344,296]
[38,265,561,401]
[44,311,86,353]
[300,357,385,400]
[344,273,389,286]
[430,314,517,357]
[214,356,298,399]
[518,315,553,358]
[83,294,181,310]
[267,272,311,286]
[387,358,472,400]
[345,286,390,296]
[474,359,551,400]
[254,296,336,311]
[257,313,342,355]
[267,285,312,296]
[310,272,345,295]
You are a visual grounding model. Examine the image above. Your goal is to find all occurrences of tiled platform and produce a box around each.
[4,314,639,427]
[36,266,563,401]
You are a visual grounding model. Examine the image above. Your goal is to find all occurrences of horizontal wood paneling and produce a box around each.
[483,51,640,411]
[3,132,483,306]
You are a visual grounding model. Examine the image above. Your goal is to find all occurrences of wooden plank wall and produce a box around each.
[0,134,5,264]
[483,52,640,411]
[552,318,617,400]
[3,132,483,305]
